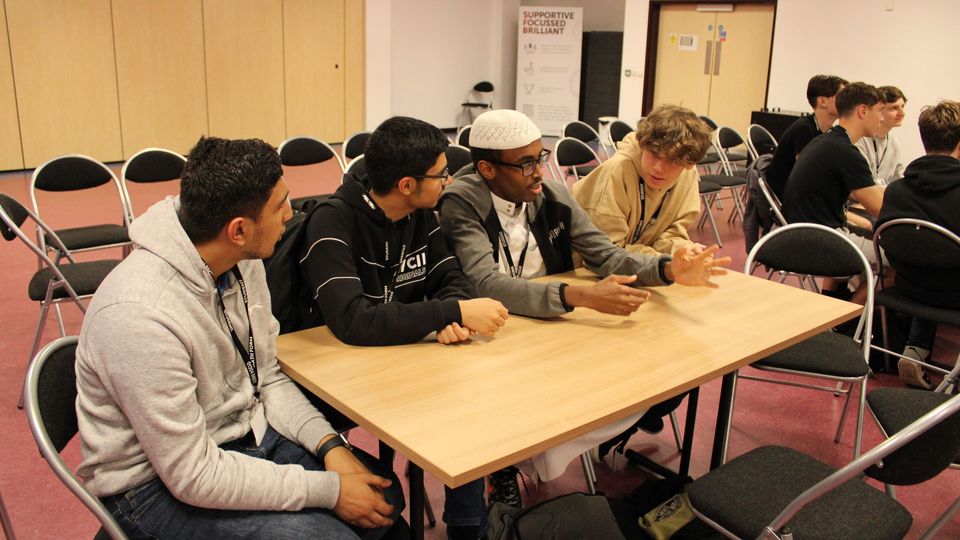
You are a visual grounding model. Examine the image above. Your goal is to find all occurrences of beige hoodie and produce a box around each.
[572,133,701,256]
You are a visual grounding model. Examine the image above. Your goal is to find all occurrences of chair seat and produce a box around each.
[755,331,868,378]
[698,154,721,165]
[49,224,129,251]
[725,150,748,162]
[28,259,120,301]
[875,287,960,326]
[688,446,912,540]
[701,174,747,188]
[699,181,722,194]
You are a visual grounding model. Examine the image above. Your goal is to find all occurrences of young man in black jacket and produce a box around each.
[299,116,508,539]
[877,100,960,388]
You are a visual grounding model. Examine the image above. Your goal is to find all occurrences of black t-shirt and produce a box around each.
[782,125,875,228]
[767,116,821,199]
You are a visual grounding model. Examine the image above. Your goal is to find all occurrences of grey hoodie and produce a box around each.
[76,197,340,510]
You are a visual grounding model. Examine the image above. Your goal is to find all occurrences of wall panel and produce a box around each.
[344,0,365,136]
[0,1,23,170]
[7,0,122,166]
[203,0,285,144]
[112,0,208,157]
[283,0,345,142]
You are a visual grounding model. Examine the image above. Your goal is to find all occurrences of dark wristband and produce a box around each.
[558,282,574,312]
[316,434,350,462]
[658,256,674,284]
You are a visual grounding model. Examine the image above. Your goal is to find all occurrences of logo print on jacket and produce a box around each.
[396,252,427,284]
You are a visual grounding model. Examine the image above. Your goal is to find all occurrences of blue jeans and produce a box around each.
[444,480,487,532]
[101,427,404,539]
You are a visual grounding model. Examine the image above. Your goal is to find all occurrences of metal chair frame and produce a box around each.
[30,154,132,258]
[24,336,128,539]
[870,218,960,383]
[692,391,960,540]
[747,123,778,162]
[560,120,609,160]
[726,223,875,460]
[552,137,600,190]
[341,131,371,165]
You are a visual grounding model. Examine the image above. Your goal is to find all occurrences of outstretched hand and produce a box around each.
[664,244,730,288]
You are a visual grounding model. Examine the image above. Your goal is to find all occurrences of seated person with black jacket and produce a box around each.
[877,100,960,389]
[299,116,509,540]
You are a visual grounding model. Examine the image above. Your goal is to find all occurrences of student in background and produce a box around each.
[76,137,403,539]
[299,116,508,540]
[782,82,887,303]
[572,104,713,257]
[767,74,848,199]
[877,99,960,388]
[856,85,908,185]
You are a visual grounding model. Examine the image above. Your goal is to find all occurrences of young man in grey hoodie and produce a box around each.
[75,137,403,539]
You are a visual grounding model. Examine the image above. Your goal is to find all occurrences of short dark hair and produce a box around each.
[806,75,848,108]
[918,100,960,154]
[364,116,448,195]
[469,147,501,173]
[835,82,883,117]
[879,85,907,104]
[178,136,282,244]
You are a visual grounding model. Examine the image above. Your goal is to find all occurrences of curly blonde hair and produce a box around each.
[633,105,713,165]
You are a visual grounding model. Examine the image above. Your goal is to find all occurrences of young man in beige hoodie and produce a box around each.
[572,105,713,256]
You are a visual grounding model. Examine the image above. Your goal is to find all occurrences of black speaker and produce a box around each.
[579,31,623,131]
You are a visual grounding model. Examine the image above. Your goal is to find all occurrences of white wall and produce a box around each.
[767,0,960,162]
[619,0,960,162]
[366,0,628,127]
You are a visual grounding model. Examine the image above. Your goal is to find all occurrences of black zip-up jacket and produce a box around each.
[877,155,960,308]
[299,176,477,345]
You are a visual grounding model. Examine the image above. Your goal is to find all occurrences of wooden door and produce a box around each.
[283,0,345,142]
[112,0,209,157]
[652,5,716,114]
[707,4,775,136]
[7,0,123,167]
[0,1,23,170]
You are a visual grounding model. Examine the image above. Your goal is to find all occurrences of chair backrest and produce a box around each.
[609,119,635,146]
[747,124,778,161]
[120,148,186,224]
[29,155,128,248]
[757,175,787,227]
[456,125,472,147]
[699,115,718,130]
[745,223,873,344]
[465,81,494,105]
[445,145,472,176]
[874,218,960,279]
[553,138,600,186]
[344,154,366,178]
[278,136,345,171]
[342,131,371,163]
[561,121,608,160]
[766,391,960,533]
[24,336,128,539]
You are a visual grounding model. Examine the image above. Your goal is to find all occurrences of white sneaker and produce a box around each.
[899,346,932,390]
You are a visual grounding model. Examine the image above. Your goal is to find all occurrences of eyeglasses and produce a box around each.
[486,149,552,177]
[412,167,452,184]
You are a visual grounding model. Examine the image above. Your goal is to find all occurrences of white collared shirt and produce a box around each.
[490,192,545,279]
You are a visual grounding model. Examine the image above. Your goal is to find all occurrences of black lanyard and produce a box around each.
[872,138,887,175]
[207,264,259,400]
[631,182,669,244]
[498,227,530,279]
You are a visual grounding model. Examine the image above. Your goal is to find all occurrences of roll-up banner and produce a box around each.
[515,7,583,137]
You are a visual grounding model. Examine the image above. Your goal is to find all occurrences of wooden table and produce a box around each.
[277,269,860,536]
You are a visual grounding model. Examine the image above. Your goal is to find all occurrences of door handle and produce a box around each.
[703,40,713,75]
[714,41,723,76]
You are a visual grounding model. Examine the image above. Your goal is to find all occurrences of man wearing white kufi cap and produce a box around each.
[438,109,730,504]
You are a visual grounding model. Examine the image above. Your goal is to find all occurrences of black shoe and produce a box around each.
[487,466,522,508]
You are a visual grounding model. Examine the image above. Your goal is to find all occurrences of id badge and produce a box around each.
[251,399,268,446]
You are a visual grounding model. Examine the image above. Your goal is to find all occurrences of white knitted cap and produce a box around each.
[469,109,542,150]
